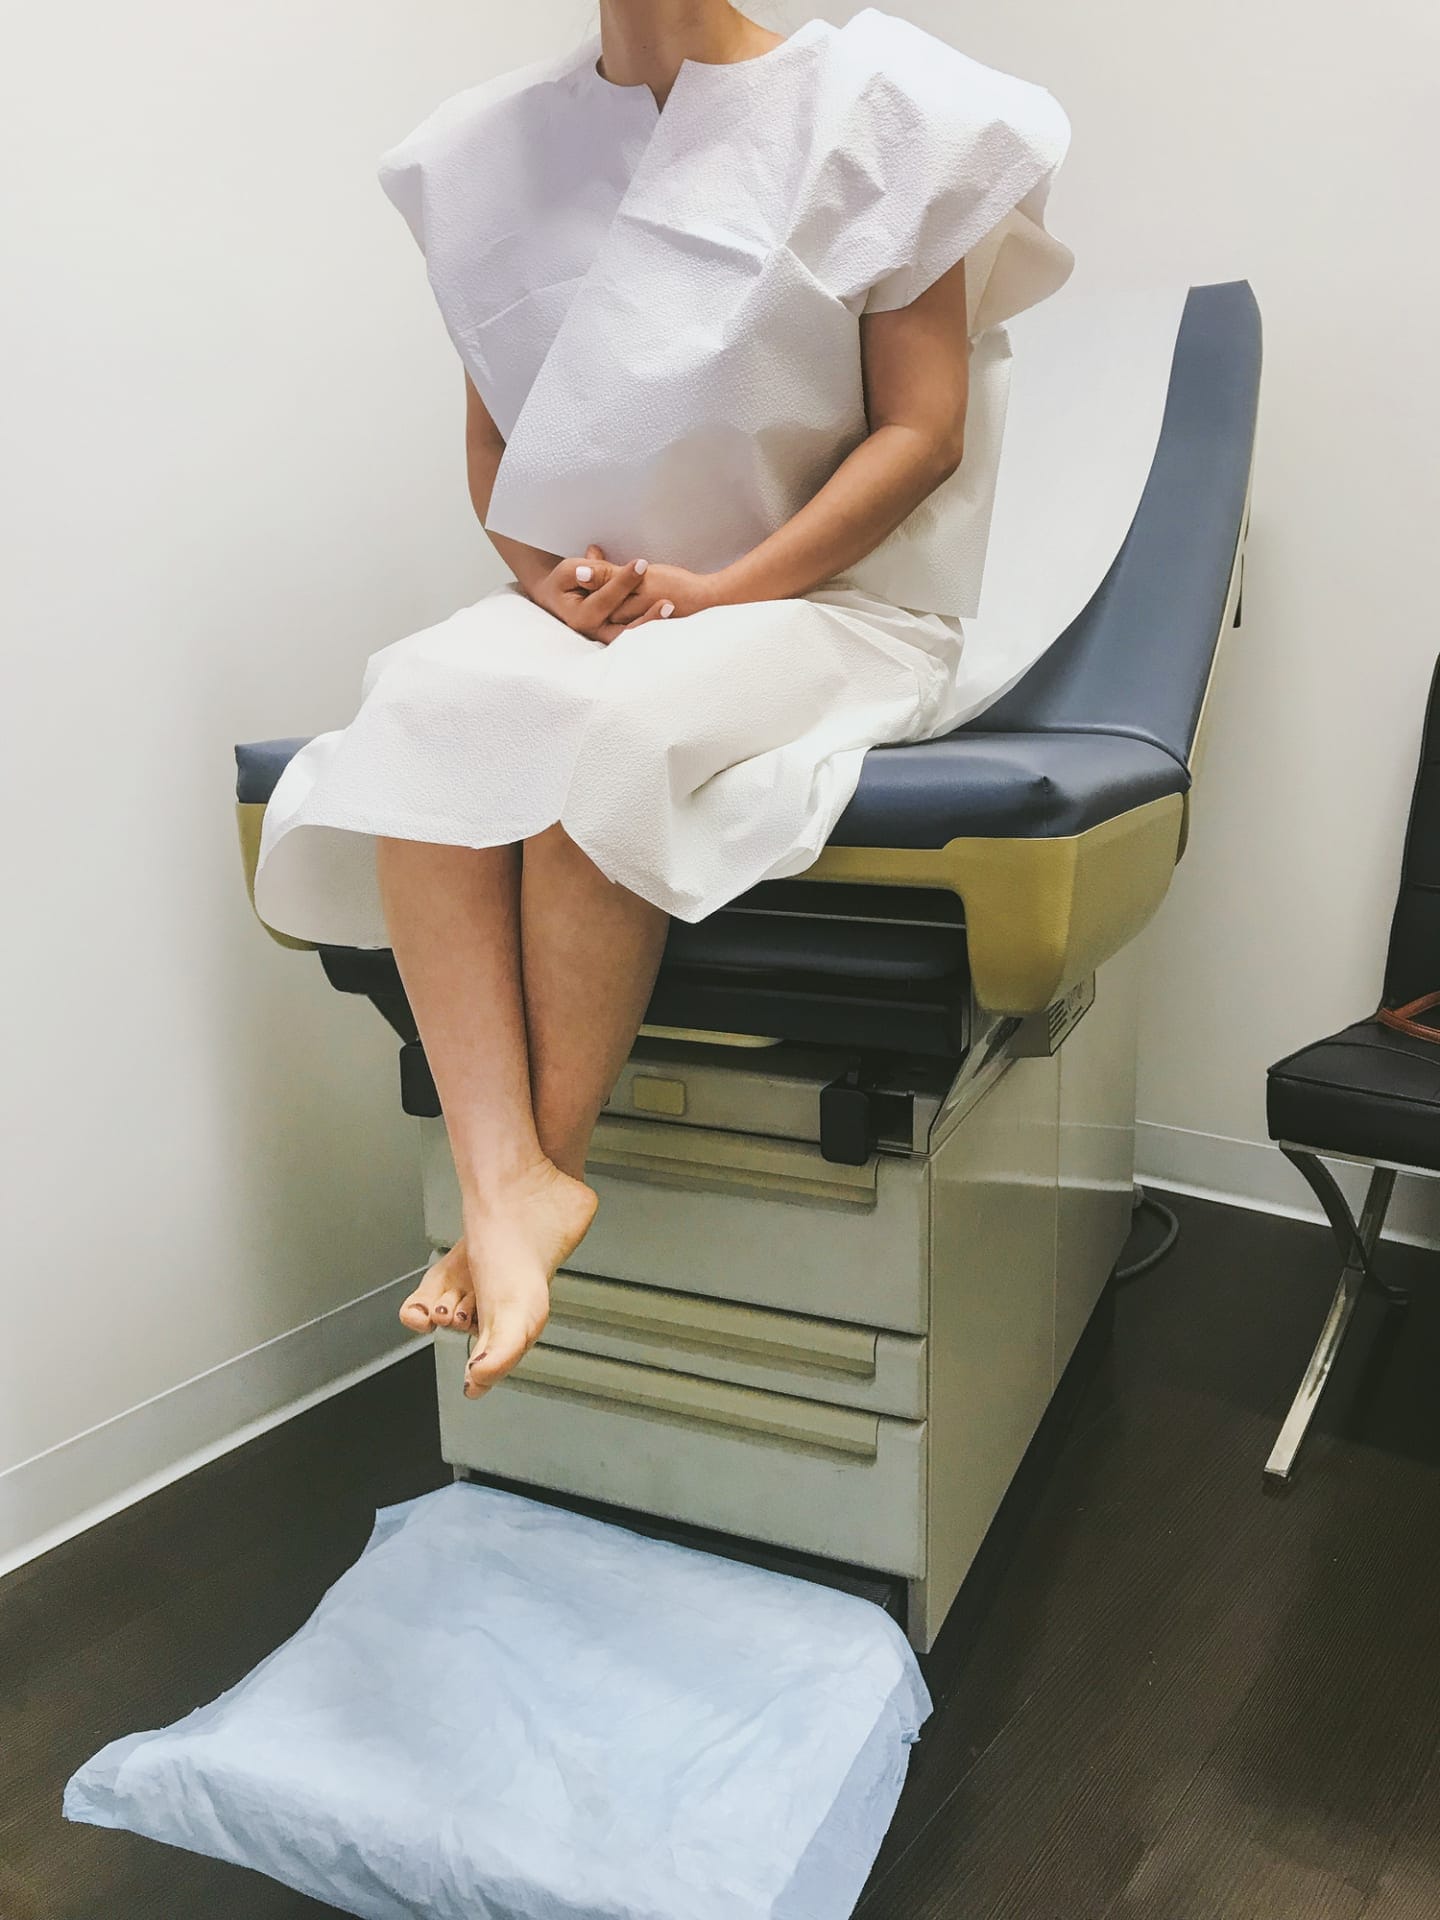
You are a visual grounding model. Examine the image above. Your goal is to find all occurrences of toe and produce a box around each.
[451,1291,477,1332]
[431,1286,465,1328]
[465,1307,540,1392]
[462,1323,490,1398]
[399,1252,464,1333]
[399,1274,444,1332]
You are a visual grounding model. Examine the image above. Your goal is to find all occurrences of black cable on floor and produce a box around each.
[1114,1183,1180,1282]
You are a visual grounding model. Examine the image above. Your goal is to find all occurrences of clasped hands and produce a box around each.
[530,543,718,643]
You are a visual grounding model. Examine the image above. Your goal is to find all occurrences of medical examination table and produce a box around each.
[235,281,1260,1652]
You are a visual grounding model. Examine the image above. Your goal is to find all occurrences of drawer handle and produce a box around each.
[588,1117,877,1208]
[511,1346,880,1460]
[549,1273,878,1379]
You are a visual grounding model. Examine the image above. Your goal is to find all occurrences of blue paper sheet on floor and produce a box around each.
[65,1480,932,1918]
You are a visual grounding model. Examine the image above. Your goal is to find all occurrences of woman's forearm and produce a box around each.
[477,416,960,613]
[710,417,964,607]
[490,528,563,596]
[466,408,560,595]
[708,261,971,608]
[460,269,968,614]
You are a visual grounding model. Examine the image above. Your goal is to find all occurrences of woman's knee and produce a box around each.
[573,678,675,783]
[524,822,615,883]
[523,820,573,855]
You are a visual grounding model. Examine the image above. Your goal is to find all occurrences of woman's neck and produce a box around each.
[596,1,784,97]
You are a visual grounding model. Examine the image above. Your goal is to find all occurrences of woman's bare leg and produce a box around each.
[378,838,530,1336]
[452,826,668,1394]
[376,837,595,1393]
[375,830,667,1397]
[520,823,670,1181]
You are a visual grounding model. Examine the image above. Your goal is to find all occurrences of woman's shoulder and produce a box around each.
[378,38,592,186]
[821,8,1068,146]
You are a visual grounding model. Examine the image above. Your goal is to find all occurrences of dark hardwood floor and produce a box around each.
[6,1189,1440,1919]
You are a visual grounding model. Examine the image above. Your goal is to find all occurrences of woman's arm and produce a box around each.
[715,255,970,604]
[464,375,557,597]
[465,374,651,634]
[592,256,970,635]
[468,254,968,637]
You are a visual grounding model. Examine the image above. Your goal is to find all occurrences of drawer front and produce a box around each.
[544,1271,927,1418]
[607,1040,949,1154]
[579,1144,929,1332]
[419,1118,930,1333]
[436,1336,928,1578]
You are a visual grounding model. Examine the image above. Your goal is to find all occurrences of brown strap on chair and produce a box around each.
[1376,990,1440,1043]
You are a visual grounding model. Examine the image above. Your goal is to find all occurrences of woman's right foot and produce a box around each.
[398,1240,476,1333]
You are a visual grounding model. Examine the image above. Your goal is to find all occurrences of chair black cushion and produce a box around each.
[1267,1018,1440,1172]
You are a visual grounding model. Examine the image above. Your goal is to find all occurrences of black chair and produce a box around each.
[1264,655,1440,1480]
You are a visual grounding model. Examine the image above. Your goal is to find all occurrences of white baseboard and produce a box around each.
[1137,1121,1440,1252]
[0,1267,432,1582]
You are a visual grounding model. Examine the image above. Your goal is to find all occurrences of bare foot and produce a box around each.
[397,1242,476,1334]
[462,1160,598,1398]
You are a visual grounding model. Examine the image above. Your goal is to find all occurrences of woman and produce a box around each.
[253,1,1072,1400]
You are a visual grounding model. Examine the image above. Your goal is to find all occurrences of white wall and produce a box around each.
[895,0,1440,1233]
[0,0,595,1566]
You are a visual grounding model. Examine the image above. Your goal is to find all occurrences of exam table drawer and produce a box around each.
[420,1116,930,1333]
[543,1270,927,1418]
[436,1336,928,1578]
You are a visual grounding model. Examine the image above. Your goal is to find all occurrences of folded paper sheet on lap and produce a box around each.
[65,1482,933,1920]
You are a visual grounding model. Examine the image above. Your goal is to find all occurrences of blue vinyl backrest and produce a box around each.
[972,281,1262,770]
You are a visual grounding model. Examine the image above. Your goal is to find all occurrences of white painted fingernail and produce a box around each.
[634,558,649,575]
[575,565,593,583]
[660,601,675,618]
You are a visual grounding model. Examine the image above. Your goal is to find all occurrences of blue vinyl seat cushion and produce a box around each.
[236,737,314,805]
[236,728,1186,848]
[827,731,1184,846]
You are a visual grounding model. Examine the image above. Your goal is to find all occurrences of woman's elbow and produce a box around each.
[922,419,966,486]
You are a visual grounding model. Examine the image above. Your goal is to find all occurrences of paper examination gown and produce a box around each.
[253,6,1073,937]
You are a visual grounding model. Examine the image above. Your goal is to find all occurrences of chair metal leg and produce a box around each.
[1265,1157,1401,1485]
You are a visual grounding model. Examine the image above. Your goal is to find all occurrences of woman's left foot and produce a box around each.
[461,1161,598,1397]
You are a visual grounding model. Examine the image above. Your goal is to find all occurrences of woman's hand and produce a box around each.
[579,550,720,642]
[526,549,657,641]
